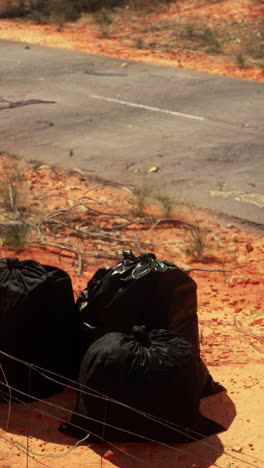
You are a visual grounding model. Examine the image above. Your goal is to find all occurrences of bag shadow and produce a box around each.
[0,388,236,468]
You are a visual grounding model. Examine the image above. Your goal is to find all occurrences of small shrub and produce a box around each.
[128,0,172,12]
[1,160,28,212]
[95,6,112,23]
[136,37,144,49]
[4,221,31,249]
[200,26,221,53]
[94,7,113,36]
[78,0,122,11]
[185,225,209,261]
[235,51,247,68]
[31,0,80,26]
[132,183,153,216]
[98,23,112,37]
[250,43,264,59]
[9,159,26,183]
[155,192,177,217]
[3,183,20,212]
[185,22,196,40]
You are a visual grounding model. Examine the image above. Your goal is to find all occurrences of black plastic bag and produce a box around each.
[62,326,225,443]
[0,257,81,401]
[77,250,224,397]
[77,250,198,347]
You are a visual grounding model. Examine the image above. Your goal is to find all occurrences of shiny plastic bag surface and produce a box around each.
[77,250,224,397]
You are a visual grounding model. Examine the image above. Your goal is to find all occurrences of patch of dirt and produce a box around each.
[1,0,264,81]
[0,154,263,468]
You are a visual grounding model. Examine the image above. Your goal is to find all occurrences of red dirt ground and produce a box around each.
[0,155,263,468]
[1,0,264,81]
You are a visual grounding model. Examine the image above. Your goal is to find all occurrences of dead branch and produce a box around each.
[250,340,264,354]
[234,319,264,342]
[26,240,84,275]
[109,216,198,231]
[149,218,197,229]
[25,241,121,276]
[182,266,231,273]
[0,221,24,227]
[81,251,120,260]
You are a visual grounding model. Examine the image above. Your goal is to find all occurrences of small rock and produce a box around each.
[148,165,159,173]
[119,445,127,452]
[104,450,115,459]
[227,224,235,228]
[232,445,242,452]
[250,279,260,285]
[237,255,247,264]
[229,300,237,306]
[246,242,253,253]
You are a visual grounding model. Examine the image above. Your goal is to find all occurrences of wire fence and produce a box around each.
[0,349,263,468]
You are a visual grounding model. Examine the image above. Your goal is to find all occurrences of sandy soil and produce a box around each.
[0,155,263,468]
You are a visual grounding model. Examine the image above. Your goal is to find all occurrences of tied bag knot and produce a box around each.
[7,258,20,269]
[131,325,151,346]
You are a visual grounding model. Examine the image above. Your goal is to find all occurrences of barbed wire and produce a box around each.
[1,383,261,468]
[0,350,263,467]
[0,388,150,466]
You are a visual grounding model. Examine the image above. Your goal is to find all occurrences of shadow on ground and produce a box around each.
[0,388,236,468]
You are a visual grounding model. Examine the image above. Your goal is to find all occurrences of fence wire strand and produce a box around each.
[0,350,263,468]
[0,431,54,468]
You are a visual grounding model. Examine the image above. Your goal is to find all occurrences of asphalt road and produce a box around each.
[1,39,263,225]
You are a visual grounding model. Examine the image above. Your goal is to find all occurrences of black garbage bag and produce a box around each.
[77,250,224,397]
[61,326,225,443]
[0,257,81,401]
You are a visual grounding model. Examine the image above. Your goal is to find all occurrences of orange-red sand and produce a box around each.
[0,154,263,467]
[1,0,264,81]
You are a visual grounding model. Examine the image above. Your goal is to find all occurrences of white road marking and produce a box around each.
[89,94,205,121]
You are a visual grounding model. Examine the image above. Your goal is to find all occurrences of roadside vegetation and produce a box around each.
[0,156,225,268]
[1,0,264,68]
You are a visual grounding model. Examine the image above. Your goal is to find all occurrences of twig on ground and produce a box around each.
[107,216,196,231]
[81,251,120,260]
[234,319,264,342]
[25,241,121,275]
[134,234,142,253]
[182,267,231,273]
[250,340,264,354]
[150,218,197,229]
